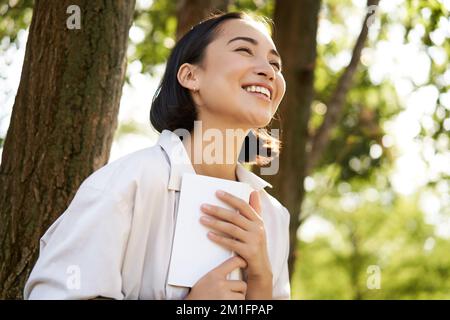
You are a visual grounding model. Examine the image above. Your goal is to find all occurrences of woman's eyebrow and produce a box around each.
[227,36,281,60]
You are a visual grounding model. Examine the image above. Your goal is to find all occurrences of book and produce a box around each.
[167,172,253,288]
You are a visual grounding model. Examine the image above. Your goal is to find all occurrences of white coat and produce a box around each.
[24,129,291,299]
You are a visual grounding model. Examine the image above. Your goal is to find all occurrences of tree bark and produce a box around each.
[0,0,135,299]
[269,0,322,279]
[175,0,230,40]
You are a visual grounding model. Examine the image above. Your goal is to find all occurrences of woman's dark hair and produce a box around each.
[150,11,281,166]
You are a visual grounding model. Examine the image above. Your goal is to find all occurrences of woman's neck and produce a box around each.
[181,125,249,182]
[193,163,239,182]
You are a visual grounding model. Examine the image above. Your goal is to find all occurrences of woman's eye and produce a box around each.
[236,48,282,71]
[235,47,252,54]
[271,62,281,71]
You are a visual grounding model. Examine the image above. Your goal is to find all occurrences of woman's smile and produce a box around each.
[242,84,272,103]
[243,88,271,102]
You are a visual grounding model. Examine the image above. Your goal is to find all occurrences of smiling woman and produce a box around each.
[24,12,291,300]
[150,11,285,167]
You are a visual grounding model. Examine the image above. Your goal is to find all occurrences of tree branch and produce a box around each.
[306,0,380,174]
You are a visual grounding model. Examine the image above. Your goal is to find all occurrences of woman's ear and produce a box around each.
[177,63,199,92]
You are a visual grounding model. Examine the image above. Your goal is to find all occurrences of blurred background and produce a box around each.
[1,0,449,299]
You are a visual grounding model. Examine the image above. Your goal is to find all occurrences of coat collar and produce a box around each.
[157,129,272,191]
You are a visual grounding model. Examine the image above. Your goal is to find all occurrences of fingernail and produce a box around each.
[216,190,225,196]
[201,204,211,210]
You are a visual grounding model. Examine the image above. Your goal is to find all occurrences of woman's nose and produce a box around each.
[255,61,275,81]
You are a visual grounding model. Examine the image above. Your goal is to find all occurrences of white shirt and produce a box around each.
[24,129,291,300]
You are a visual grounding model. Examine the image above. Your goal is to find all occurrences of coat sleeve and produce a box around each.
[272,207,291,300]
[24,184,132,300]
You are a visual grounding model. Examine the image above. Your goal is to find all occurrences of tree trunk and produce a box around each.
[0,0,135,299]
[269,0,321,279]
[175,0,230,40]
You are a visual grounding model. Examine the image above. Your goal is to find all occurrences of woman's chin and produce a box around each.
[253,109,274,127]
[232,104,274,128]
[248,115,273,128]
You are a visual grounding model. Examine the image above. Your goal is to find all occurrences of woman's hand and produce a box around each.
[185,256,248,300]
[200,190,273,283]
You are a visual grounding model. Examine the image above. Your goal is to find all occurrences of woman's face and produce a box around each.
[191,18,286,130]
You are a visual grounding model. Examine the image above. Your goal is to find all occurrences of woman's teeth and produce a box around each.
[243,85,271,100]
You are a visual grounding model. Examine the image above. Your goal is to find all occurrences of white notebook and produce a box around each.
[167,172,253,288]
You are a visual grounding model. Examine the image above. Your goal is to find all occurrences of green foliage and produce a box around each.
[312,2,400,181]
[311,0,449,183]
[293,181,450,299]
[0,0,33,42]
[297,0,450,290]
[229,0,275,18]
[130,0,178,76]
[115,120,149,137]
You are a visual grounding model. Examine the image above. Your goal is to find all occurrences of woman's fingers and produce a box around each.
[200,203,251,231]
[215,190,262,222]
[227,280,247,294]
[207,231,243,255]
[211,256,247,279]
[249,191,262,217]
[200,215,248,242]
[200,191,268,268]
